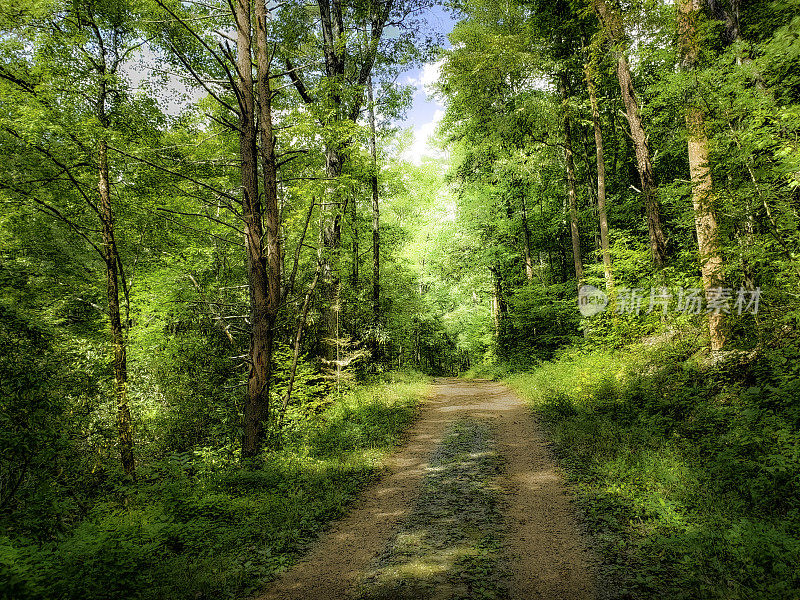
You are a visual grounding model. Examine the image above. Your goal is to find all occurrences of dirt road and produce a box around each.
[258,379,597,600]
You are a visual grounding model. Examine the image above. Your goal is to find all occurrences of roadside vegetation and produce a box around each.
[505,339,800,599]
[3,0,800,597]
[433,0,800,593]
[1,375,428,600]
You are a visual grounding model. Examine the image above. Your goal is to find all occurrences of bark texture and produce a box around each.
[99,138,135,478]
[586,62,614,290]
[594,0,668,267]
[680,0,726,350]
[520,191,535,282]
[368,75,380,323]
[238,0,272,457]
[560,76,584,289]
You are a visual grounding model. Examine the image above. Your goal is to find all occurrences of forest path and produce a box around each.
[257,379,597,600]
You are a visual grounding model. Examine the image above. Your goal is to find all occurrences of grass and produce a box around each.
[0,375,429,600]
[505,342,800,599]
[357,420,508,600]
[461,363,510,381]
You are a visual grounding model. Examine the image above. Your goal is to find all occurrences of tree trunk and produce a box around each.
[594,0,668,267]
[98,138,135,479]
[351,190,358,287]
[615,56,668,267]
[255,0,282,444]
[489,266,506,337]
[92,17,134,478]
[318,0,347,363]
[706,0,740,44]
[255,0,281,334]
[680,0,726,350]
[284,0,390,361]
[238,0,271,458]
[322,150,344,364]
[520,190,534,282]
[368,75,380,324]
[586,63,614,290]
[281,266,320,413]
[559,75,584,289]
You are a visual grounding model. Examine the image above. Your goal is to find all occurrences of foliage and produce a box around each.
[0,376,428,600]
[507,340,800,599]
[3,0,800,596]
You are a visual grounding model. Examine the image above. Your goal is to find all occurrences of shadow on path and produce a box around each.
[257,380,597,600]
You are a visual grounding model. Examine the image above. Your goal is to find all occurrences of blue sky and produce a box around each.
[397,6,457,164]
[123,8,458,162]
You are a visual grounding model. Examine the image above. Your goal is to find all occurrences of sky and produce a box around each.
[122,7,458,163]
[397,6,457,165]
[398,58,447,165]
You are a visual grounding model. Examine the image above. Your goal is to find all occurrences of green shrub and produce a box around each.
[0,376,428,600]
[507,340,800,599]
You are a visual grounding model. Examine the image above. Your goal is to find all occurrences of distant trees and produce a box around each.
[0,0,440,476]
[3,0,799,489]
[279,0,433,363]
[437,0,800,359]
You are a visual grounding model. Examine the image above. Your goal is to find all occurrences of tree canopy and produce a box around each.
[2,0,800,597]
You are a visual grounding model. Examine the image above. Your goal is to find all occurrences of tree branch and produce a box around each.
[108,145,239,202]
[284,58,314,104]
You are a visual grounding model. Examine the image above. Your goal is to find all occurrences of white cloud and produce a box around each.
[401,108,445,165]
[397,58,449,164]
[405,59,445,96]
[420,59,445,89]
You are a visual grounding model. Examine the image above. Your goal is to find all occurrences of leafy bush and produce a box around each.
[507,339,800,599]
[498,282,580,365]
[0,377,428,600]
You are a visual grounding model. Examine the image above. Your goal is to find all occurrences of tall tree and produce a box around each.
[281,0,429,361]
[593,0,668,266]
[0,0,148,477]
[243,0,281,456]
[153,0,281,456]
[368,74,381,324]
[559,74,584,288]
[679,0,726,349]
[585,49,614,290]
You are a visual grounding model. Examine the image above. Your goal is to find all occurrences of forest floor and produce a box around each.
[257,379,598,600]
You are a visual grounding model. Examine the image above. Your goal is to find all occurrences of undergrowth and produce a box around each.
[506,339,800,600]
[0,374,429,600]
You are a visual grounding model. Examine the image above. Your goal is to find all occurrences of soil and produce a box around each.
[257,379,598,600]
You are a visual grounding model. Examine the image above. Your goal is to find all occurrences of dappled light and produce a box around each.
[357,420,506,600]
[2,0,800,598]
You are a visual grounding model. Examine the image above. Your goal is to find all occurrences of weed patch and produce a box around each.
[0,376,429,600]
[506,344,800,599]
